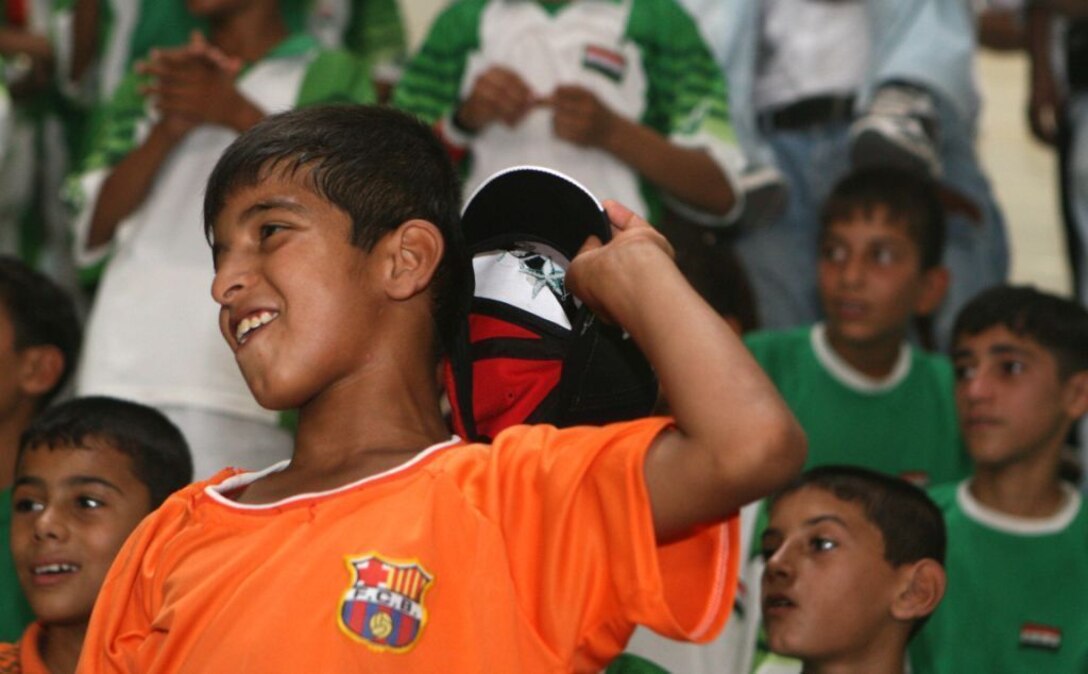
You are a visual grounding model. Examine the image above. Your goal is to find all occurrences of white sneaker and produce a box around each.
[850,83,941,177]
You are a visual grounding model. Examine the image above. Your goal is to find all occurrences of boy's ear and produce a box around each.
[913,266,950,317]
[381,219,445,301]
[1061,370,1088,420]
[17,345,65,399]
[891,559,946,623]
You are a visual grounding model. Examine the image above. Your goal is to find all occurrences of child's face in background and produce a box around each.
[953,325,1083,470]
[10,443,151,626]
[818,209,943,351]
[761,487,901,666]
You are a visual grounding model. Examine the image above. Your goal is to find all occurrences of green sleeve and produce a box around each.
[624,0,734,145]
[343,0,407,75]
[392,0,487,123]
[297,49,377,106]
[77,68,147,175]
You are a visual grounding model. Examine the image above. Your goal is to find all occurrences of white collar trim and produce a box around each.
[205,436,463,510]
[956,479,1081,535]
[810,323,912,393]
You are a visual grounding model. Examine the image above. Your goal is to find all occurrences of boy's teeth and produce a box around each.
[236,311,278,343]
[34,563,80,575]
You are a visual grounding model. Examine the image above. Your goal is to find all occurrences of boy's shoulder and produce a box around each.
[298,47,377,107]
[743,325,816,372]
[908,344,954,379]
[743,325,812,352]
[924,480,960,513]
[176,418,673,518]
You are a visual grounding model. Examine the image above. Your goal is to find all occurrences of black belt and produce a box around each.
[757,95,856,132]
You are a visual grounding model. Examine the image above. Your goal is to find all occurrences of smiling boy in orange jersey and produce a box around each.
[76,105,806,673]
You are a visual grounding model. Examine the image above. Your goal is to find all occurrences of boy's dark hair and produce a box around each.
[203,104,469,356]
[769,466,945,637]
[18,396,193,509]
[0,256,82,406]
[952,284,1088,379]
[821,167,946,270]
[770,465,946,568]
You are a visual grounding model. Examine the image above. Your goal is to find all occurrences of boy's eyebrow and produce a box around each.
[952,343,1034,360]
[11,475,125,494]
[13,476,44,489]
[239,197,309,222]
[66,476,125,494]
[986,344,1034,358]
[802,514,849,529]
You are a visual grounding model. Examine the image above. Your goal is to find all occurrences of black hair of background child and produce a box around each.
[0,256,82,407]
[952,284,1088,379]
[19,396,194,508]
[767,465,946,636]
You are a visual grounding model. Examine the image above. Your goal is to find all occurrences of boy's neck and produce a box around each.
[236,347,451,504]
[210,4,288,65]
[802,647,908,674]
[824,327,906,380]
[970,456,1068,518]
[39,622,86,674]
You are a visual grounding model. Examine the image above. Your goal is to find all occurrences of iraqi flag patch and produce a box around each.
[338,553,435,652]
[1019,623,1062,651]
[582,44,626,82]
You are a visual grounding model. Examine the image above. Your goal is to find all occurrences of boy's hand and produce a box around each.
[139,33,260,134]
[549,85,620,149]
[456,66,535,131]
[565,200,674,325]
[1027,68,1063,146]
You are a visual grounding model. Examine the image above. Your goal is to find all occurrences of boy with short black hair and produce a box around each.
[69,0,374,480]
[757,466,947,674]
[78,104,806,672]
[909,285,1088,673]
[1,396,192,674]
[745,166,967,486]
[0,256,81,643]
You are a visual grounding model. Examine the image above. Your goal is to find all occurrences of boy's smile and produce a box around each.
[761,487,901,665]
[953,326,1080,470]
[11,443,151,625]
[210,172,382,410]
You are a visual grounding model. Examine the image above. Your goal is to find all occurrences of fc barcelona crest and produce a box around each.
[338,553,435,652]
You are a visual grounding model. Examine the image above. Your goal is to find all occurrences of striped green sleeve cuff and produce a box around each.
[393,0,486,123]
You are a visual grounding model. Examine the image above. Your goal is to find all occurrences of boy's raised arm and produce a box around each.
[566,201,806,543]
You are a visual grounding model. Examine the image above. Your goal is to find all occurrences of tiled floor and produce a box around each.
[976,50,1072,295]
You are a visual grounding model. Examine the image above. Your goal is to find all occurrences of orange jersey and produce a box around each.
[0,623,49,674]
[79,419,738,673]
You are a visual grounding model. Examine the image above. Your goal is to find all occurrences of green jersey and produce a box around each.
[910,481,1088,674]
[395,0,740,225]
[745,324,969,487]
[0,489,33,642]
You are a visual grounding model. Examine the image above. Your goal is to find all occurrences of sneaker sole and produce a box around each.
[850,126,939,177]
